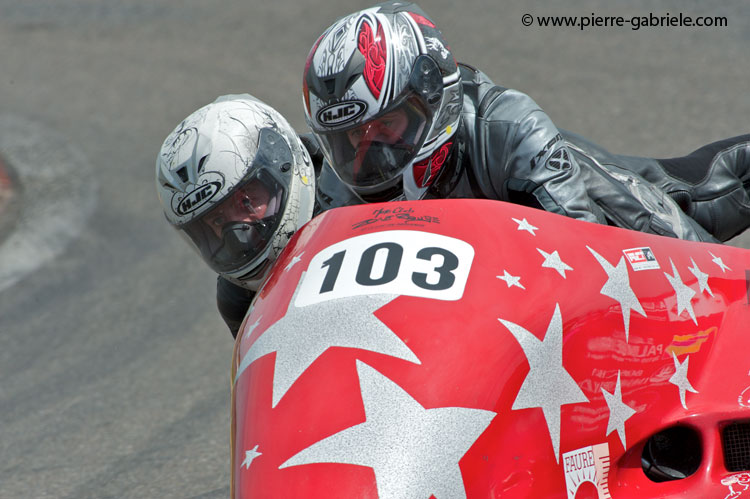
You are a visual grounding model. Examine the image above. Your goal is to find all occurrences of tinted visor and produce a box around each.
[181,169,286,273]
[317,94,430,192]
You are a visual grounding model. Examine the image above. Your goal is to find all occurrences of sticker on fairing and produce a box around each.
[563,443,612,499]
[623,247,660,271]
[295,230,474,307]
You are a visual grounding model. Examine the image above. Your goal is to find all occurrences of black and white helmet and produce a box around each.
[303,1,462,201]
[156,94,316,290]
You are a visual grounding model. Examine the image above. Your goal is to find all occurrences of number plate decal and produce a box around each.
[296,230,475,307]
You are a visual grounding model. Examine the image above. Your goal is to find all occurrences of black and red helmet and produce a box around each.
[303,1,462,200]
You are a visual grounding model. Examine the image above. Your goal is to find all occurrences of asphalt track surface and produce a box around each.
[0,0,747,497]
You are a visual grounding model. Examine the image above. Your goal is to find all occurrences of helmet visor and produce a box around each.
[180,169,286,274]
[317,94,430,192]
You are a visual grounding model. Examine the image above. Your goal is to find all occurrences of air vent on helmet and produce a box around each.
[176,166,189,183]
[641,425,702,482]
[723,421,750,472]
[325,78,336,95]
[197,155,209,173]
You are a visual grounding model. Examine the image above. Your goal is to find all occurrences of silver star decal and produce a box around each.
[499,303,588,462]
[664,259,697,325]
[285,252,305,271]
[669,352,698,409]
[601,371,637,449]
[241,317,261,338]
[242,445,262,470]
[587,247,646,342]
[280,361,496,499]
[512,217,538,236]
[537,248,573,278]
[496,270,525,289]
[710,251,731,273]
[688,258,713,297]
[234,275,420,407]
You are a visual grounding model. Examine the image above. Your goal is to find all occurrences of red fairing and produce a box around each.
[357,21,386,100]
[413,141,452,187]
[231,199,750,498]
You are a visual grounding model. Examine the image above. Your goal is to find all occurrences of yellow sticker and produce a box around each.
[446,125,452,135]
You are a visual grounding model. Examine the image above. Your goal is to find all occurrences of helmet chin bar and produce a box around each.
[222,220,267,256]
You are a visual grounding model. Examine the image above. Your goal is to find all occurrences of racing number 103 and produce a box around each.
[294,230,474,307]
[319,242,459,293]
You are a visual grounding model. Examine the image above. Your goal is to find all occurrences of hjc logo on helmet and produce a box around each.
[316,101,368,127]
[175,181,222,215]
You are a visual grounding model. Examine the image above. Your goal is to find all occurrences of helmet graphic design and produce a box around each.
[156,94,316,290]
[303,1,462,201]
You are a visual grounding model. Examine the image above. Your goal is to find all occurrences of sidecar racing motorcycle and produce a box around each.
[230,198,750,498]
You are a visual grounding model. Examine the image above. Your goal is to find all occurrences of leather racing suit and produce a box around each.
[316,63,750,244]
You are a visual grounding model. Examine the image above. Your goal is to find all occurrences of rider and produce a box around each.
[156,94,316,337]
[303,1,750,243]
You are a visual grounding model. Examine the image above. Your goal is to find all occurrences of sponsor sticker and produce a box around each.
[623,247,659,271]
[563,443,612,499]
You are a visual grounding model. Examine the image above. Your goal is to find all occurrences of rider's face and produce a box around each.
[346,109,410,148]
[204,180,271,237]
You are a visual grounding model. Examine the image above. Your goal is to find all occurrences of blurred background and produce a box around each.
[0,0,747,497]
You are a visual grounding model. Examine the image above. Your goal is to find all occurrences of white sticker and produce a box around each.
[562,443,612,499]
[623,247,660,271]
[295,230,474,307]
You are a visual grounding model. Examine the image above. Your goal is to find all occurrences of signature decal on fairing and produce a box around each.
[295,230,474,307]
[352,206,440,230]
[562,443,612,499]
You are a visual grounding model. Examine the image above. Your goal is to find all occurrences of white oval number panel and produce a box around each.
[295,230,475,307]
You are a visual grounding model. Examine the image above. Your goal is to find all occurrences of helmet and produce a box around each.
[303,1,462,201]
[156,94,316,290]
